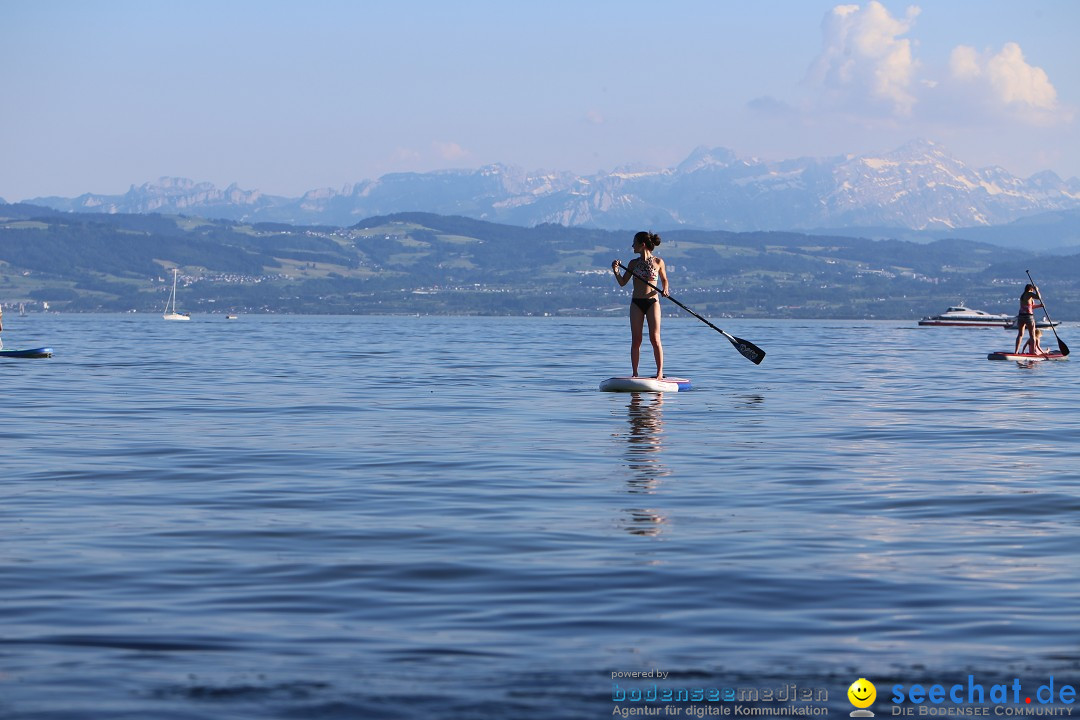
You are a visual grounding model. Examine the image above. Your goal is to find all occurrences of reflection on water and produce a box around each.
[619,393,670,536]
[735,393,765,410]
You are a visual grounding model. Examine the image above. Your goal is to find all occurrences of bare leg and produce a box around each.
[645,301,663,379]
[629,303,645,376]
[1014,324,1025,354]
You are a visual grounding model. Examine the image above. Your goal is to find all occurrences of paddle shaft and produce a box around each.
[615,261,765,364]
[1026,270,1070,356]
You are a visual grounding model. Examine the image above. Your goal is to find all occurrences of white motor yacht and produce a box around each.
[918,305,1012,327]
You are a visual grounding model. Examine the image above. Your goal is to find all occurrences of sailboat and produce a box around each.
[162,268,191,321]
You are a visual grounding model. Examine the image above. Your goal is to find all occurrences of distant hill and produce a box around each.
[806,208,1080,253]
[20,140,1080,244]
[940,208,1080,253]
[1,205,1078,318]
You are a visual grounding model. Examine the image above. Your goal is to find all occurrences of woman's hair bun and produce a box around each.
[634,230,662,249]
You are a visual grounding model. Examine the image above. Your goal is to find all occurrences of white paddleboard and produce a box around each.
[599,376,691,392]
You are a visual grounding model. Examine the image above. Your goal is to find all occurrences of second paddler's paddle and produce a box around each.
[616,261,765,364]
[1026,270,1069,356]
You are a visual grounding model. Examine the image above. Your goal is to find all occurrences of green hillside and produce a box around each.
[1,204,1078,318]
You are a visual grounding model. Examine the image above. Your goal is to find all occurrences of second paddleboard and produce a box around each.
[987,350,1067,361]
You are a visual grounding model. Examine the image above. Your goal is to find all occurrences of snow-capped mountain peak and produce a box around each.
[20,142,1080,232]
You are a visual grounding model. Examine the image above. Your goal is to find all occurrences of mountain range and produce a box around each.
[23,140,1080,240]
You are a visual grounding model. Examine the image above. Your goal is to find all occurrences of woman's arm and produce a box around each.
[612,259,633,287]
[656,259,670,296]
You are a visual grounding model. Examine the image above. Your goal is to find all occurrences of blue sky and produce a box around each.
[2,0,1077,200]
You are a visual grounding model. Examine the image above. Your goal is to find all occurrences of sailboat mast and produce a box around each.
[164,268,179,315]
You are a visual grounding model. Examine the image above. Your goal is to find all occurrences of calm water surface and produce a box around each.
[2,314,1079,719]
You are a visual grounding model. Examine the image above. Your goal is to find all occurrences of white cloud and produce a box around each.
[803,3,1071,132]
[948,42,1064,124]
[986,43,1057,110]
[808,1,921,116]
[392,147,422,164]
[433,141,469,161]
[948,45,981,82]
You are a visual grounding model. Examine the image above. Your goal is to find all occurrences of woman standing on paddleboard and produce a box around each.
[612,231,669,379]
[1014,283,1045,355]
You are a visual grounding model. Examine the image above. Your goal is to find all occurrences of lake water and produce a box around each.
[2,314,1079,719]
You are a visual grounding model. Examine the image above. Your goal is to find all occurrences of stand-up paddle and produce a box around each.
[1026,270,1069,356]
[616,262,765,364]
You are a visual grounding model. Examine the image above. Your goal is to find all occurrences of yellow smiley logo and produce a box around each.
[848,678,877,709]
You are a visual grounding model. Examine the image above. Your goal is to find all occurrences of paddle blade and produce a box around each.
[1058,338,1070,356]
[728,335,766,364]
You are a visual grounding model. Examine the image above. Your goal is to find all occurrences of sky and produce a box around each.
[2,0,1078,201]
